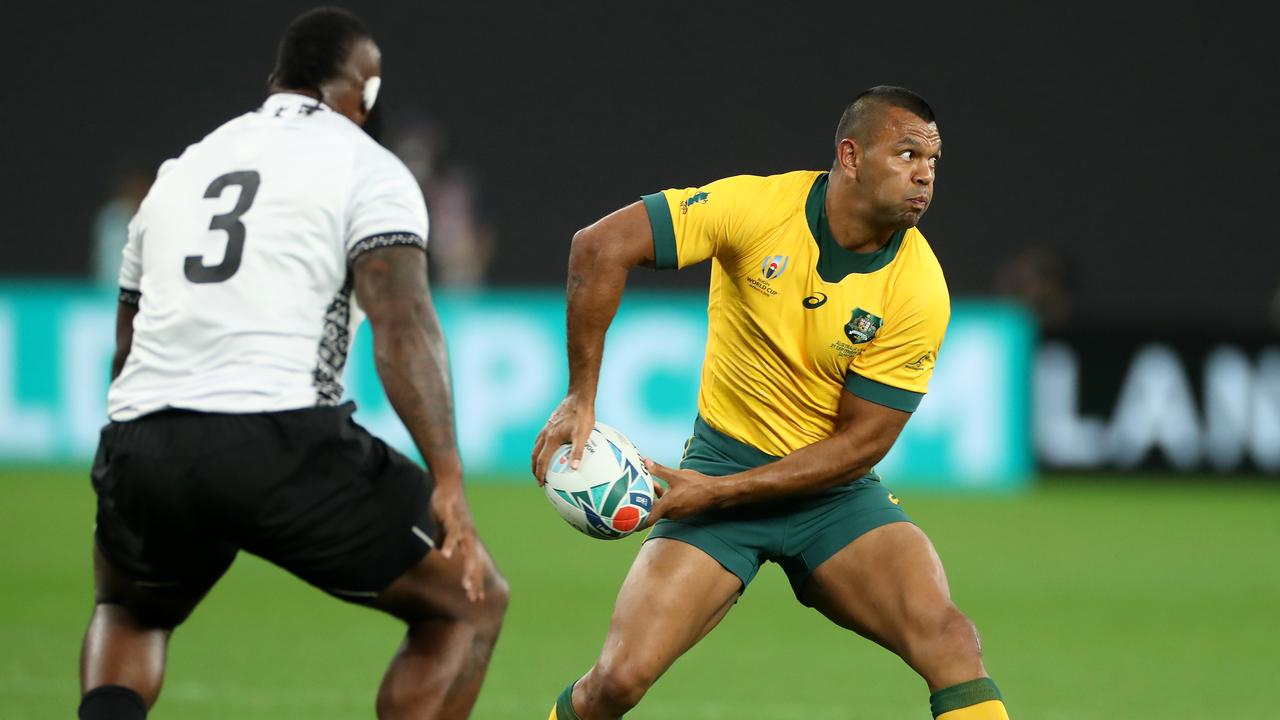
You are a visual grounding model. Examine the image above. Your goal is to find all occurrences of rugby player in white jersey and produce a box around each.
[77,9,507,720]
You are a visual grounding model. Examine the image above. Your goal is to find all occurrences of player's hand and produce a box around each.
[531,394,595,485]
[640,459,721,529]
[431,487,486,603]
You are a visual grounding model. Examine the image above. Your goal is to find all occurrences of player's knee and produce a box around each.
[910,603,981,665]
[443,562,509,634]
[477,567,510,630]
[943,607,981,658]
[589,658,656,712]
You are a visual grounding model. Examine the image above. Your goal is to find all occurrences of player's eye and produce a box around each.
[929,157,938,169]
[899,150,913,161]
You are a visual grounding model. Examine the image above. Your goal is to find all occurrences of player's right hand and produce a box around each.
[431,486,486,603]
[531,394,595,485]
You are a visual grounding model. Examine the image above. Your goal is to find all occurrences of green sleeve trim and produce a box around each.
[641,192,678,270]
[845,372,924,413]
[929,678,1002,717]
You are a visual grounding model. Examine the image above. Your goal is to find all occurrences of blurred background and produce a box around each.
[2,2,1277,719]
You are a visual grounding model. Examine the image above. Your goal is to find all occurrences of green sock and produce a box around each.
[553,681,581,720]
[929,678,1005,718]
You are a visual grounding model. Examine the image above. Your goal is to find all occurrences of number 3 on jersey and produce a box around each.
[185,170,260,284]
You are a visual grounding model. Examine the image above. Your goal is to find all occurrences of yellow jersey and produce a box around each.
[641,170,950,457]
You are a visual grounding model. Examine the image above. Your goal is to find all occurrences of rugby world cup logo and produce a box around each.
[761,255,789,280]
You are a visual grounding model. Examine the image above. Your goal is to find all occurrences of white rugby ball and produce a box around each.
[544,422,656,539]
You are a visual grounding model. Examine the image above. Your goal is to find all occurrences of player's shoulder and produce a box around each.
[350,129,409,171]
[705,169,821,195]
[698,170,822,218]
[896,227,950,306]
[903,227,942,269]
[342,126,416,189]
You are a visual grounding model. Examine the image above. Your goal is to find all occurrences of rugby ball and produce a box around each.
[544,423,656,539]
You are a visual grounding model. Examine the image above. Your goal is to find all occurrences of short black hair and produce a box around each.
[834,86,936,146]
[271,7,370,93]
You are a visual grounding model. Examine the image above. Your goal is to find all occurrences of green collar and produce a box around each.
[806,172,905,282]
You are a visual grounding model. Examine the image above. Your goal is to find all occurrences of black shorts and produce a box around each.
[91,402,436,600]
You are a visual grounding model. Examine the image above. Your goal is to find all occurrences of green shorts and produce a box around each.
[647,416,911,602]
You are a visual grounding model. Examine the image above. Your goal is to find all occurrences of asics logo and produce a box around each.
[802,293,828,309]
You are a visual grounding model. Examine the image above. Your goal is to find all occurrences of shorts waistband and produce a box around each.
[688,415,879,485]
[692,415,780,469]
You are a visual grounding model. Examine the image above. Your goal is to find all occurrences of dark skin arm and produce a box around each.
[530,202,655,482]
[111,301,139,380]
[354,245,484,601]
[642,391,911,527]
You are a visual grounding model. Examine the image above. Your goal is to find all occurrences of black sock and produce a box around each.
[79,685,147,720]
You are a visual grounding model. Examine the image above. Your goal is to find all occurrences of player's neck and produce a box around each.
[824,190,896,254]
[268,85,323,102]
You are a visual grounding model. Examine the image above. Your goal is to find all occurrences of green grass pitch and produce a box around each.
[2,468,1277,719]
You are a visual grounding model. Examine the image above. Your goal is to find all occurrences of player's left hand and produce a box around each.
[640,460,722,529]
[431,487,486,603]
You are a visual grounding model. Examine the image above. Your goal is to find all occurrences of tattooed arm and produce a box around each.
[530,202,656,482]
[354,245,485,600]
[355,245,461,482]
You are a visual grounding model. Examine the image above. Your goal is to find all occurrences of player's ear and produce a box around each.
[836,137,860,177]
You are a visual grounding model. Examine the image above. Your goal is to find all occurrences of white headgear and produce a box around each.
[362,76,382,112]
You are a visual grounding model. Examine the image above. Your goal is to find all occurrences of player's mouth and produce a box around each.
[907,195,929,209]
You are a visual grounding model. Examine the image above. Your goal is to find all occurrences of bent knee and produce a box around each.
[479,568,510,625]
[907,604,982,661]
[450,563,509,631]
[488,566,510,609]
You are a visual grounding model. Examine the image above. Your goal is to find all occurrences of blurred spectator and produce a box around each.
[390,121,495,289]
[90,169,151,289]
[993,246,1075,333]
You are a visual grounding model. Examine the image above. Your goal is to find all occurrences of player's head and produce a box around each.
[831,86,941,229]
[268,7,382,127]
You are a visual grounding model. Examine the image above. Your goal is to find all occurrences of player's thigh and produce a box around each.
[362,536,507,625]
[799,521,952,651]
[595,538,742,677]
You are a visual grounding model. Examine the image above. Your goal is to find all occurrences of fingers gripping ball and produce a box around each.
[543,423,656,539]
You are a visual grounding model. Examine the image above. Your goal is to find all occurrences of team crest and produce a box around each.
[844,308,883,344]
[761,255,789,280]
[679,191,710,214]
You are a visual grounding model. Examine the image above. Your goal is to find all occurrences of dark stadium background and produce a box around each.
[8,2,1279,330]
[2,3,1278,719]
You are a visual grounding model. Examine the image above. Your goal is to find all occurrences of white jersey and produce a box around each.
[108,93,429,421]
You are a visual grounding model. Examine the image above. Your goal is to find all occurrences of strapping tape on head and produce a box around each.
[363,76,382,112]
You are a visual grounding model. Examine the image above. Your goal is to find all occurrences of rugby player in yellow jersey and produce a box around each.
[532,86,1010,720]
